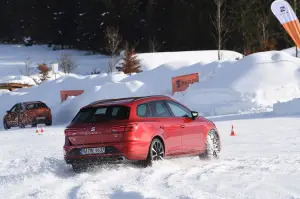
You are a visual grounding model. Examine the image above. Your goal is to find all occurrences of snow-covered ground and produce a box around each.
[0,44,243,128]
[0,44,242,77]
[281,46,300,57]
[1,44,300,198]
[0,44,110,77]
[1,115,299,199]
[0,76,37,85]
[1,48,300,127]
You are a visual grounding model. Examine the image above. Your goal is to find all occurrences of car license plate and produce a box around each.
[80,147,105,155]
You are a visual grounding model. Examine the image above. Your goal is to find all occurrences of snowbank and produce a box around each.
[273,98,300,115]
[281,46,299,57]
[2,46,300,128]
[0,44,243,78]
[120,50,243,71]
[0,75,37,85]
[120,50,300,115]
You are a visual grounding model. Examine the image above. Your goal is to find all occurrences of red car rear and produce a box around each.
[63,95,221,172]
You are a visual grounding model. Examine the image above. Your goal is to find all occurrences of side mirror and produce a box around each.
[191,111,199,120]
[6,110,11,114]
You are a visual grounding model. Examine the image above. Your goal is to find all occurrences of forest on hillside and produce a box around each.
[0,0,297,55]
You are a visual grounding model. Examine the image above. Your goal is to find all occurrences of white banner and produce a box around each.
[271,0,300,48]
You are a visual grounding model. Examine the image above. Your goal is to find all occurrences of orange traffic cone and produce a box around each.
[36,126,40,134]
[230,125,236,136]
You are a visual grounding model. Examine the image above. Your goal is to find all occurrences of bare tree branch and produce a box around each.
[255,12,270,46]
[212,0,235,60]
[148,37,161,52]
[104,26,122,73]
[105,26,122,56]
[252,1,273,52]
[132,40,139,50]
[20,57,32,76]
[59,53,77,74]
[237,0,257,54]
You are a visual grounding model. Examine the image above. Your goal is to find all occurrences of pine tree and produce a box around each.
[120,47,142,75]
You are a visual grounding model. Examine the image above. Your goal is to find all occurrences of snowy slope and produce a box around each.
[0,45,242,127]
[0,44,242,78]
[0,116,299,199]
[117,50,243,71]
[281,46,299,57]
[0,44,110,77]
[175,50,300,115]
[1,49,300,127]
[273,98,300,115]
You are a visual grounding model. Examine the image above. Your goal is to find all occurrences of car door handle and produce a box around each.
[180,125,185,128]
[160,125,164,129]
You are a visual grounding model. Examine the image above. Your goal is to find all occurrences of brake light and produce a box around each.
[110,124,137,133]
[64,136,71,146]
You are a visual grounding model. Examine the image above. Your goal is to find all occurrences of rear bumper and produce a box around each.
[65,155,130,164]
[63,141,149,164]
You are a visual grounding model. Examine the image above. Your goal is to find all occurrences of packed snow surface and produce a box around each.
[0,116,299,199]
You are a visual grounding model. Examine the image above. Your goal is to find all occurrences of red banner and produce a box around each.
[60,90,84,103]
[172,73,199,94]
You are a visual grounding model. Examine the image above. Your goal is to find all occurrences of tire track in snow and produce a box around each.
[1,117,300,198]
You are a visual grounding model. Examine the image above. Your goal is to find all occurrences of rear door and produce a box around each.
[67,105,130,145]
[138,100,183,155]
[165,100,203,154]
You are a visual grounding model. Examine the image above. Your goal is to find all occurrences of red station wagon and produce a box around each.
[63,95,221,172]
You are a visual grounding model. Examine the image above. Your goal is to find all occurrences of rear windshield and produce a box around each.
[26,103,48,110]
[71,105,130,124]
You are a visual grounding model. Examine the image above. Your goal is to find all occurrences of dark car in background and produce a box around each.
[63,95,221,172]
[3,101,52,129]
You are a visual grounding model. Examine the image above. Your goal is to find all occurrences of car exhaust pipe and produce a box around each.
[117,157,125,161]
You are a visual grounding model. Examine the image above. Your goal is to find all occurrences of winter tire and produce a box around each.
[199,130,221,160]
[3,120,10,130]
[140,138,165,167]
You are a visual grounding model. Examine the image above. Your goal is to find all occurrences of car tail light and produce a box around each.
[64,136,71,146]
[110,123,137,133]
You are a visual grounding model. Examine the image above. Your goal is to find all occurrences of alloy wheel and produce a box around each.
[151,139,164,161]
